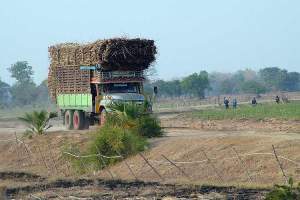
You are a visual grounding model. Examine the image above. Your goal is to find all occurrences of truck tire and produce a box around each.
[73,110,85,130]
[99,108,106,126]
[65,110,74,130]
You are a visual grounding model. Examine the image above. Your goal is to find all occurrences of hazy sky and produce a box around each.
[0,0,300,84]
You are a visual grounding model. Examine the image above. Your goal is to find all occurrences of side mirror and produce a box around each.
[153,86,158,95]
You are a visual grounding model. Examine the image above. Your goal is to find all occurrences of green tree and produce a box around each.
[241,80,267,94]
[8,61,37,106]
[181,71,210,98]
[259,67,287,91]
[8,61,34,83]
[281,72,300,91]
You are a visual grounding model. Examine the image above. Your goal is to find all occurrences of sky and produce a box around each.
[0,0,300,84]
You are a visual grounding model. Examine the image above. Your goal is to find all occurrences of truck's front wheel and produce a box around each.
[73,110,85,130]
[65,110,74,130]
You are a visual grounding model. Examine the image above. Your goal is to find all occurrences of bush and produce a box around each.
[266,178,300,200]
[88,125,147,169]
[18,110,57,135]
[136,115,163,138]
[108,102,163,138]
[63,101,161,174]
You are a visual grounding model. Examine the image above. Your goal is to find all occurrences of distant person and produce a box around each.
[232,98,237,109]
[275,95,280,104]
[251,97,257,106]
[224,97,229,109]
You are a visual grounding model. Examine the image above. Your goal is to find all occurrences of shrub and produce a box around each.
[88,125,147,169]
[136,115,163,138]
[266,177,300,200]
[108,102,163,138]
[18,110,57,135]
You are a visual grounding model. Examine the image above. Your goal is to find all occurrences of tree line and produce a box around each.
[0,61,300,108]
[0,61,50,108]
[146,67,300,98]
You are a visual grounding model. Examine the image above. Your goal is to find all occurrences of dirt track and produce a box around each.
[0,114,300,199]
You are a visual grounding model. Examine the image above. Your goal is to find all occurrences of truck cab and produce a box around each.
[90,69,147,127]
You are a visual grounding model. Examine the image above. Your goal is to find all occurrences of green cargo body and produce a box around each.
[57,93,93,112]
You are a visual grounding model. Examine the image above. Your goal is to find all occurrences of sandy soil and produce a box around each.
[160,113,300,133]
[0,114,299,198]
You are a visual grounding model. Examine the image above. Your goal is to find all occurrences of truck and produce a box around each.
[48,38,156,130]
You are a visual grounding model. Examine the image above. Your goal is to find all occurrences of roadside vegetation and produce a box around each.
[64,102,162,174]
[189,101,300,120]
[18,110,57,136]
[266,178,300,200]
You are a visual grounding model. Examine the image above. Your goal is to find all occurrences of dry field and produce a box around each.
[0,111,299,199]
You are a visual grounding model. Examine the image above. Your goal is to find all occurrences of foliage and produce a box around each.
[147,67,299,98]
[0,79,11,107]
[259,67,300,91]
[6,61,51,106]
[18,110,57,135]
[136,115,163,138]
[266,177,300,200]
[88,126,147,169]
[8,61,34,83]
[108,102,163,138]
[63,101,161,174]
[181,71,210,98]
[241,80,267,94]
[190,101,300,121]
[10,81,37,106]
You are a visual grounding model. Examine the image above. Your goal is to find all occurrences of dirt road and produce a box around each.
[0,115,300,199]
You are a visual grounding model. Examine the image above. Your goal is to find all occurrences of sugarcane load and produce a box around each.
[48,38,157,130]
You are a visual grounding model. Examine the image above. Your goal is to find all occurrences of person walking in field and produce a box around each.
[275,95,280,104]
[224,97,229,109]
[232,98,237,109]
[251,97,257,106]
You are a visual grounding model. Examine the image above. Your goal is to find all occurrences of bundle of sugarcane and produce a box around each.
[48,38,157,70]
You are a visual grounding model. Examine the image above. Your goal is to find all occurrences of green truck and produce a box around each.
[48,38,156,130]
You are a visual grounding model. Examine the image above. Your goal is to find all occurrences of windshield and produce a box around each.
[102,83,140,93]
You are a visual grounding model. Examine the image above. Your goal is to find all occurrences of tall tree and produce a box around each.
[8,61,34,83]
[259,67,287,91]
[181,71,210,98]
[8,61,36,106]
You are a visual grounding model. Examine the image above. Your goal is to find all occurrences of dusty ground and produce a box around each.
[0,113,300,199]
[160,112,300,133]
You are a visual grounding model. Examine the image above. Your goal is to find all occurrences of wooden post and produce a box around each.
[47,143,60,175]
[14,132,21,164]
[231,147,253,183]
[37,146,50,172]
[272,145,288,184]
[161,154,190,180]
[95,145,114,179]
[201,149,223,183]
[139,153,164,181]
[117,151,138,181]
[19,138,33,166]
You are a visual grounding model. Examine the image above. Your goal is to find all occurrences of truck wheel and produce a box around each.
[99,109,106,126]
[73,110,85,130]
[65,110,74,130]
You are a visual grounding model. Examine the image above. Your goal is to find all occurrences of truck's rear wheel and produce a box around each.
[65,110,74,130]
[73,110,85,130]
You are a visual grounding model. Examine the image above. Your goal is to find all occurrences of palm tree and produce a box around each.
[18,110,57,135]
